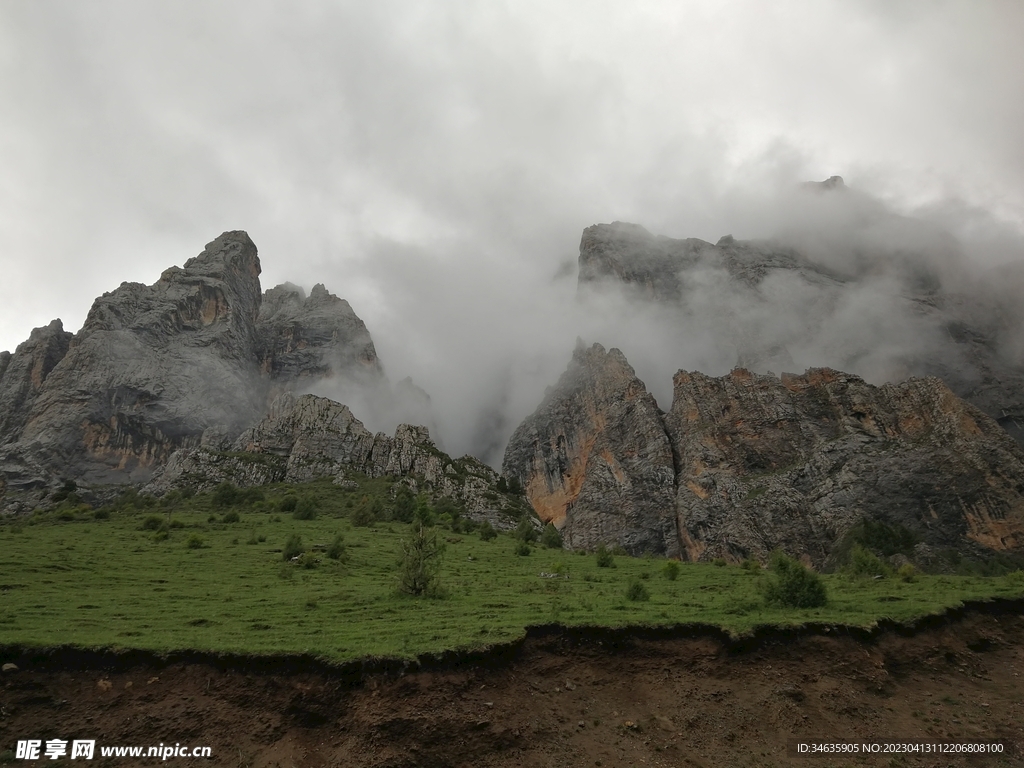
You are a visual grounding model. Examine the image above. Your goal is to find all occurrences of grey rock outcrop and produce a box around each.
[504,344,1024,566]
[0,319,73,445]
[0,232,385,508]
[148,393,524,531]
[502,342,679,556]
[257,282,382,387]
[665,367,1024,568]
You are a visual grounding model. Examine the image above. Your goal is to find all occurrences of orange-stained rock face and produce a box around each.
[508,343,1024,567]
[664,367,1024,568]
[503,342,679,557]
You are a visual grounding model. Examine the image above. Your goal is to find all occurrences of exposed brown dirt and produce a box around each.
[3,605,1024,767]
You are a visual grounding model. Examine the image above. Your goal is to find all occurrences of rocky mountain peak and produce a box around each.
[801,175,846,192]
[0,232,385,507]
[502,342,679,556]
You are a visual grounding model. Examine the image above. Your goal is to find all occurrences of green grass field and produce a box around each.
[2,479,1023,663]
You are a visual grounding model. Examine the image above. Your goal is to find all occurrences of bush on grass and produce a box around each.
[846,544,891,578]
[515,516,538,544]
[292,498,317,521]
[663,561,680,580]
[282,534,305,561]
[760,551,827,608]
[540,523,563,549]
[595,544,615,568]
[626,579,650,602]
[478,521,497,541]
[140,515,164,531]
[326,533,346,561]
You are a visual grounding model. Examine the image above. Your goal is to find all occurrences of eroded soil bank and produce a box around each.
[3,606,1024,767]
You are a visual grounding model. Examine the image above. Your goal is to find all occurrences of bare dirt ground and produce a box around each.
[3,606,1024,767]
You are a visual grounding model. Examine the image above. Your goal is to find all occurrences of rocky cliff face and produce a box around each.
[504,344,1024,567]
[257,282,382,387]
[0,232,385,507]
[665,367,1024,568]
[577,217,1024,447]
[149,392,524,531]
[501,342,679,556]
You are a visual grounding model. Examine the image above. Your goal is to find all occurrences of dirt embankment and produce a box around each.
[3,603,1024,767]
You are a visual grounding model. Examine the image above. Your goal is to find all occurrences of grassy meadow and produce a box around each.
[2,478,1023,663]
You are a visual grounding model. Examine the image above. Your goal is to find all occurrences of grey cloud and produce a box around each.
[1,1,1022,464]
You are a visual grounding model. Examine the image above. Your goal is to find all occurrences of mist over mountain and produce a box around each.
[338,177,1023,469]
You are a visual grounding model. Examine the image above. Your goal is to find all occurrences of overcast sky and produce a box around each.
[2,1,1022,459]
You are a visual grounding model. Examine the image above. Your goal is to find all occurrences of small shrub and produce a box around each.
[186,534,205,550]
[540,523,563,549]
[847,544,891,578]
[282,534,304,561]
[258,534,267,543]
[326,534,346,561]
[514,541,532,557]
[169,519,185,529]
[392,486,415,523]
[350,501,376,527]
[742,558,762,572]
[211,482,239,509]
[56,509,76,521]
[246,531,259,545]
[478,522,497,541]
[207,514,217,523]
[153,529,169,543]
[515,516,538,544]
[626,579,650,602]
[712,557,727,567]
[279,495,298,513]
[898,563,918,583]
[292,498,317,520]
[93,508,111,520]
[297,553,318,569]
[52,479,77,502]
[140,515,164,531]
[222,510,241,524]
[761,551,828,608]
[663,561,680,580]
[855,518,917,556]
[595,545,615,568]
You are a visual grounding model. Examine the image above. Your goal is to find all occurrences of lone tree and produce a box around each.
[397,521,445,596]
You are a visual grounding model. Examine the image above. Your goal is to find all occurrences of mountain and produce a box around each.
[147,392,526,531]
[503,343,1024,568]
[0,232,383,510]
[577,213,1024,446]
[501,342,678,556]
